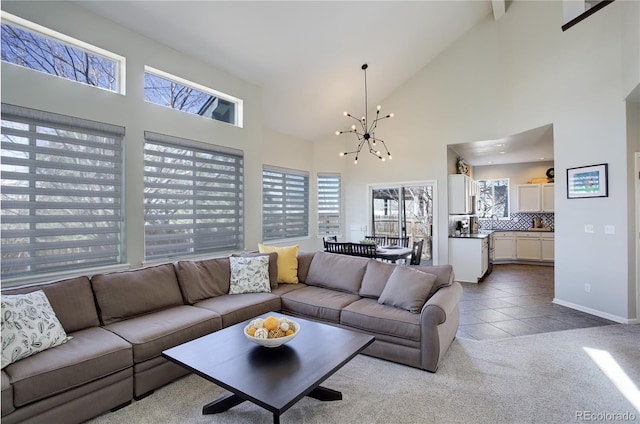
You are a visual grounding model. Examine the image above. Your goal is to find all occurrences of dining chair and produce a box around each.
[326,241,352,255]
[409,239,424,265]
[364,235,386,245]
[323,236,338,251]
[351,243,377,258]
[386,236,409,247]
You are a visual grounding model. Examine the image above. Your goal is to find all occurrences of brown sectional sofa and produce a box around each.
[1,251,462,424]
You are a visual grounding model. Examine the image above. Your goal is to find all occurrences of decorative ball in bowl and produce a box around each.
[244,315,300,348]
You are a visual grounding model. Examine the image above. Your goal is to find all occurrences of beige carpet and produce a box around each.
[87,324,640,424]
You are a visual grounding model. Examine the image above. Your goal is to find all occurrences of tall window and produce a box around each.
[262,166,309,241]
[1,104,124,281]
[317,173,341,236]
[143,132,244,261]
[1,13,124,93]
[144,66,242,127]
[477,178,510,219]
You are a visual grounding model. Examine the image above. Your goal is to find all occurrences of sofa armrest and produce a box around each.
[419,281,463,372]
[421,281,463,323]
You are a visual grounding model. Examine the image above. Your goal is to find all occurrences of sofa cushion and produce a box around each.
[229,256,271,294]
[2,370,14,416]
[1,276,99,333]
[296,251,316,283]
[231,252,278,288]
[91,264,184,325]
[174,257,231,304]
[341,298,421,341]
[1,290,72,369]
[4,327,132,407]
[103,305,221,363]
[280,286,360,323]
[413,264,454,297]
[378,267,437,313]
[305,252,368,294]
[194,293,281,328]
[258,244,300,283]
[359,260,396,298]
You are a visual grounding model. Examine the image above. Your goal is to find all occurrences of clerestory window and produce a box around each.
[1,12,125,93]
[144,66,242,127]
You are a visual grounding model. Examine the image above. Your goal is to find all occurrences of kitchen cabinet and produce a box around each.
[541,233,555,261]
[493,232,515,260]
[516,232,541,260]
[515,232,554,262]
[448,174,476,214]
[516,183,554,212]
[541,183,554,212]
[449,236,490,283]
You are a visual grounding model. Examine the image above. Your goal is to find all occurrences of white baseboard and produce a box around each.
[553,298,639,324]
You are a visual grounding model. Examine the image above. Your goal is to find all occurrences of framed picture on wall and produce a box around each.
[566,163,608,199]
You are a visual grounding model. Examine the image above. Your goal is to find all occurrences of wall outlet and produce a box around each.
[585,283,591,293]
[585,224,594,233]
[604,225,615,235]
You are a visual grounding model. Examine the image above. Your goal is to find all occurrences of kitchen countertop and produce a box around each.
[449,229,554,239]
[449,232,491,239]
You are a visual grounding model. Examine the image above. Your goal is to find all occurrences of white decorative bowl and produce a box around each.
[244,320,300,348]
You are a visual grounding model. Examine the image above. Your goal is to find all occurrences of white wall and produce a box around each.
[1,1,265,270]
[314,0,639,322]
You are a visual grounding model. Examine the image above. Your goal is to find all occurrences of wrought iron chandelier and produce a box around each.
[336,64,394,164]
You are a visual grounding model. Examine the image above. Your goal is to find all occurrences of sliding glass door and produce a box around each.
[371,183,434,261]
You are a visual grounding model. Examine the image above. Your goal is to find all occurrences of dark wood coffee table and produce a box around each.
[162,313,374,424]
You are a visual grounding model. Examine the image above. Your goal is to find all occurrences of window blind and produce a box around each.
[317,173,341,236]
[143,132,244,260]
[0,103,124,280]
[262,166,309,241]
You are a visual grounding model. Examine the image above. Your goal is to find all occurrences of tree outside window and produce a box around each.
[477,179,509,219]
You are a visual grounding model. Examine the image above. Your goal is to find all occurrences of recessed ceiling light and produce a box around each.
[539,157,545,160]
[495,143,504,147]
[499,151,506,154]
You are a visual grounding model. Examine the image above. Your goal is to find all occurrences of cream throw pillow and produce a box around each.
[229,256,271,294]
[258,244,299,283]
[1,290,72,369]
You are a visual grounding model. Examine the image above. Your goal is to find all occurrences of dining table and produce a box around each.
[374,246,413,263]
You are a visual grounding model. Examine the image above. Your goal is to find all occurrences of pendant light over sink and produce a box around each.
[336,64,394,164]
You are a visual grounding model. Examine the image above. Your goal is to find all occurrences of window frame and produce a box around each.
[144,66,243,128]
[143,131,244,261]
[1,12,126,94]
[0,103,125,284]
[477,178,511,220]
[317,173,341,237]
[262,165,309,242]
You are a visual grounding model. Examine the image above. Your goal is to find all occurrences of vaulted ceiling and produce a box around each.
[76,1,494,142]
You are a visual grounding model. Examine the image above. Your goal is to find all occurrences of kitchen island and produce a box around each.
[448,231,493,283]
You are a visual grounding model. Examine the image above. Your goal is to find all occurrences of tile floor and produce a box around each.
[456,263,617,341]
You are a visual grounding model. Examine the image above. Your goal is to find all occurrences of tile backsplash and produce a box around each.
[449,212,554,235]
[480,212,554,231]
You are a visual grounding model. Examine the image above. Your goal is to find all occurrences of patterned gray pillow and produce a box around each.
[1,290,72,369]
[229,256,271,294]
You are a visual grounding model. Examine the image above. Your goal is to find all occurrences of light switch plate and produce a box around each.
[585,224,594,233]
[604,225,615,235]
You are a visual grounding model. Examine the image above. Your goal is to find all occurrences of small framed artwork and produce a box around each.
[566,163,608,199]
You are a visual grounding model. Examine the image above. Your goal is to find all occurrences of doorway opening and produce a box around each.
[370,182,435,265]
